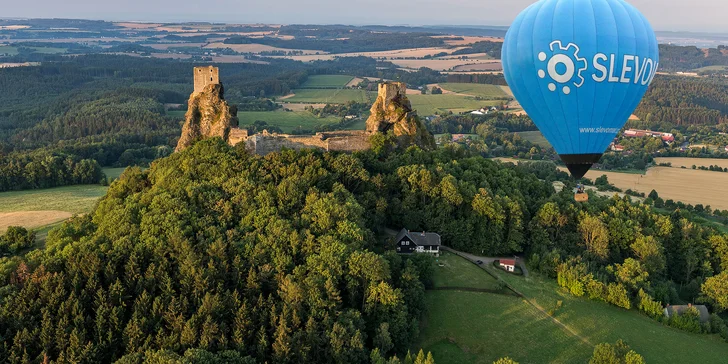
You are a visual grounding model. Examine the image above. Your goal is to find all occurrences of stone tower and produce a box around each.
[194,66,220,94]
[378,82,407,109]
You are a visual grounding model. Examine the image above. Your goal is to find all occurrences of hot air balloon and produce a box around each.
[502,0,659,184]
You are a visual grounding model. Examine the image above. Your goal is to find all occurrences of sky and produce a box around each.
[1,0,726,33]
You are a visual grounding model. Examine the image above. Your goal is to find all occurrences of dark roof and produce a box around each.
[499,259,516,266]
[394,228,441,247]
[664,304,710,323]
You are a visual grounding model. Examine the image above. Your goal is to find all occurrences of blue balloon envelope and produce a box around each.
[502,0,659,179]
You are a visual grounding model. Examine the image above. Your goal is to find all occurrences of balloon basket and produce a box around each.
[574,193,589,202]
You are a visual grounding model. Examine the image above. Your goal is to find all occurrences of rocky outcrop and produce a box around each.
[175,84,239,152]
[365,82,436,150]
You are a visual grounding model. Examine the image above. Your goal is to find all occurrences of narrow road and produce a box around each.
[452,250,529,277]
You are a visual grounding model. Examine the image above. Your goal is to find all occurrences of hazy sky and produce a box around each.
[2,0,725,33]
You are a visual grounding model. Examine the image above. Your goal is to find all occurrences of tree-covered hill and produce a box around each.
[0,139,550,363]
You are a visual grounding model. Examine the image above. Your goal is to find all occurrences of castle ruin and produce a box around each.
[177,68,436,155]
[194,66,220,94]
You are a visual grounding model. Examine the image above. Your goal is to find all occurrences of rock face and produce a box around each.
[365,82,435,149]
[176,83,239,152]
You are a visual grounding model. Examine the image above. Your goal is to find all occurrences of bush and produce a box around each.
[606,283,631,309]
[637,289,664,319]
[0,227,35,255]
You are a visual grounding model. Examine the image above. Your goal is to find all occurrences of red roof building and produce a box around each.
[499,259,516,272]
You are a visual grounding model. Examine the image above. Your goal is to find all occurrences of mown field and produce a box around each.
[300,75,354,88]
[438,83,509,99]
[515,131,551,147]
[417,252,728,364]
[238,110,343,133]
[408,94,500,116]
[580,166,728,211]
[654,157,728,169]
[0,167,136,233]
[284,89,374,104]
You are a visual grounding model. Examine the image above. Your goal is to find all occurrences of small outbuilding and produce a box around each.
[394,228,441,256]
[664,304,711,323]
[499,259,516,272]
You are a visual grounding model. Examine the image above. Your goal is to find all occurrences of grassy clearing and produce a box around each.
[341,119,367,130]
[515,131,551,147]
[693,65,728,72]
[418,252,592,363]
[102,167,130,181]
[408,94,500,116]
[490,269,728,363]
[238,110,342,133]
[432,252,501,290]
[438,83,509,99]
[0,185,107,215]
[301,75,354,88]
[417,291,592,364]
[285,89,374,104]
[167,110,186,118]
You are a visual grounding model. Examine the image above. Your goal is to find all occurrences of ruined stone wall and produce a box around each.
[228,128,249,146]
[194,66,220,94]
[230,130,371,155]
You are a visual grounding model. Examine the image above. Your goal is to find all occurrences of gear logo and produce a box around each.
[537,40,587,95]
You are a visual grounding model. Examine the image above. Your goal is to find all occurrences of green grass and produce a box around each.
[102,167,130,181]
[167,110,186,118]
[693,65,728,72]
[0,185,108,214]
[285,89,374,104]
[490,269,728,363]
[301,75,354,88]
[432,252,501,290]
[0,45,65,55]
[238,110,342,133]
[341,118,367,130]
[515,131,551,147]
[418,291,592,364]
[438,83,509,99]
[408,94,501,116]
[0,46,19,55]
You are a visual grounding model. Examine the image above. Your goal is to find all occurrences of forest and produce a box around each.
[635,75,728,125]
[1,138,726,363]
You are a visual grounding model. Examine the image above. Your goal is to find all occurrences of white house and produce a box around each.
[499,259,516,272]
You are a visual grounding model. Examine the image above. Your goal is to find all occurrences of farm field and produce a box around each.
[0,167,139,232]
[0,45,66,55]
[388,59,501,72]
[491,269,728,363]
[580,167,728,210]
[300,75,354,88]
[408,94,500,116]
[284,89,374,104]
[238,110,342,133]
[654,157,728,169]
[203,42,323,55]
[515,131,551,147]
[438,83,509,99]
[0,185,107,232]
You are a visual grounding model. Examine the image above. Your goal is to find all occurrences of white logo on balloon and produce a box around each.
[538,41,587,95]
